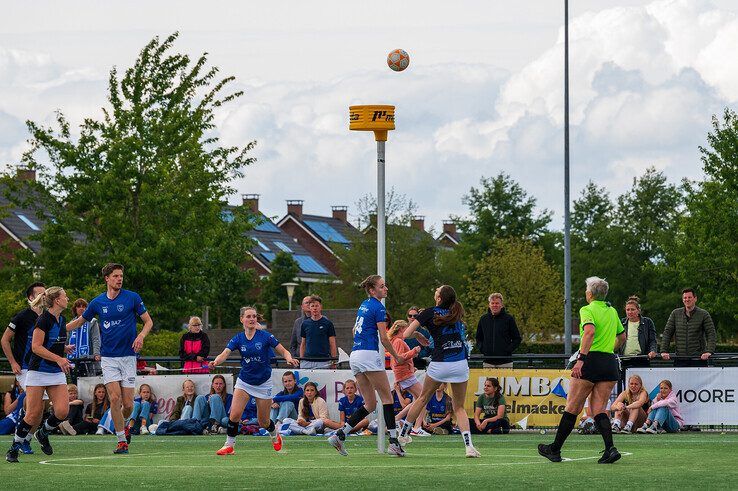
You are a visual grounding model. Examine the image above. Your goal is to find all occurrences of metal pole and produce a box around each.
[376,139,386,453]
[563,0,572,357]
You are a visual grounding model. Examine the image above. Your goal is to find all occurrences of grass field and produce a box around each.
[2,433,738,489]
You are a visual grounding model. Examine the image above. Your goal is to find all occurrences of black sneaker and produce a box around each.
[598,446,622,464]
[34,427,53,455]
[537,443,562,462]
[6,442,21,463]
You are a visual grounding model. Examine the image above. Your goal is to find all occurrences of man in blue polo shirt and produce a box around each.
[300,295,337,369]
[66,263,153,454]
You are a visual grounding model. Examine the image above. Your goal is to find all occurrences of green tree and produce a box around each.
[258,252,305,320]
[0,33,256,329]
[464,238,563,342]
[673,108,738,340]
[457,173,553,261]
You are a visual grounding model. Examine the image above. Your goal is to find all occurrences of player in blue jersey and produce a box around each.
[328,275,405,457]
[399,285,481,458]
[209,306,298,455]
[6,288,72,463]
[66,263,153,454]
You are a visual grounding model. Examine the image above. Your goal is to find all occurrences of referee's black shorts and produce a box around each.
[581,351,620,383]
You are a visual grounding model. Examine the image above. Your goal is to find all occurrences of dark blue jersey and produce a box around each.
[226,330,279,386]
[416,306,467,362]
[8,308,38,369]
[338,394,364,418]
[27,310,67,374]
[426,392,450,422]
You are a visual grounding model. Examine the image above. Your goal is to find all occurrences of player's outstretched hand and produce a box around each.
[286,357,299,367]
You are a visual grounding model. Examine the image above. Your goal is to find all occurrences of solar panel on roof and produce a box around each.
[254,220,281,233]
[260,252,277,263]
[274,241,293,253]
[221,210,234,223]
[253,238,270,251]
[16,213,40,231]
[294,255,329,274]
[304,220,349,244]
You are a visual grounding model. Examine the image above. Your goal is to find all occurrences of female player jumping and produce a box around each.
[209,306,298,455]
[6,287,72,463]
[328,275,405,457]
[398,285,481,458]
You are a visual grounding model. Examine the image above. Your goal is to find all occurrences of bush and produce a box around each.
[140,330,181,357]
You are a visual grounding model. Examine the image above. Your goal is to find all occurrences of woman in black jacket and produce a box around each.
[619,296,658,367]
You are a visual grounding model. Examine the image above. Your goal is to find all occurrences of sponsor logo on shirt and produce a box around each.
[442,340,463,350]
[103,320,123,330]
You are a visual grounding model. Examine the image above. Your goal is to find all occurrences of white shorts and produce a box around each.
[25,370,66,387]
[101,356,137,388]
[349,350,384,375]
[426,360,469,384]
[398,375,420,390]
[235,377,274,400]
[16,369,28,390]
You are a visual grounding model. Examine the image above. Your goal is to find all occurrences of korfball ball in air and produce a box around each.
[387,49,410,72]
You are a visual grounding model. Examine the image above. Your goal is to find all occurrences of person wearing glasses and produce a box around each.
[179,316,211,374]
[403,307,432,369]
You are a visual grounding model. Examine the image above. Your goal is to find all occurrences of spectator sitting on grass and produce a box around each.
[193,375,232,434]
[392,384,414,419]
[75,383,109,435]
[58,384,85,435]
[0,391,25,435]
[472,377,510,434]
[338,379,368,434]
[288,382,340,435]
[423,383,454,435]
[611,375,649,434]
[270,371,302,425]
[170,379,197,421]
[180,316,210,374]
[127,383,158,435]
[637,379,684,434]
[2,379,23,419]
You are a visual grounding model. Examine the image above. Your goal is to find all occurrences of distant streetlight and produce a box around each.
[281,282,299,311]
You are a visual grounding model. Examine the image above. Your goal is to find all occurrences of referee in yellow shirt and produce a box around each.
[539,276,626,464]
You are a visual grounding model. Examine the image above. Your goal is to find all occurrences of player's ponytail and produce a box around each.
[29,286,64,311]
[359,275,383,296]
[434,285,464,326]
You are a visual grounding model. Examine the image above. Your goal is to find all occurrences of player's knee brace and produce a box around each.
[227,420,239,437]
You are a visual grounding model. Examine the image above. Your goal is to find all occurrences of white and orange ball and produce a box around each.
[387,49,410,72]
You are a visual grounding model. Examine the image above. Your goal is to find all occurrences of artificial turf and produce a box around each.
[2,432,737,489]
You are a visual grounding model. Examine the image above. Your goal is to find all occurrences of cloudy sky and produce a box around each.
[2,0,737,231]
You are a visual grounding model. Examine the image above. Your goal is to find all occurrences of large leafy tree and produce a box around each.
[464,238,563,342]
[673,109,738,340]
[1,33,257,329]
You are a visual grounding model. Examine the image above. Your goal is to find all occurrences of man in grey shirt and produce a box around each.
[290,296,312,358]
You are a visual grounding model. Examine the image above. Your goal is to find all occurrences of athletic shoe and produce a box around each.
[645,423,659,434]
[598,446,621,464]
[113,442,129,454]
[387,442,405,457]
[611,424,620,433]
[414,428,432,437]
[218,427,227,435]
[537,443,562,463]
[636,424,649,434]
[305,426,317,436]
[620,426,633,434]
[34,427,53,455]
[124,426,131,444]
[272,434,283,452]
[20,441,34,454]
[140,425,149,435]
[95,427,105,435]
[209,423,220,434]
[216,445,234,456]
[6,442,21,463]
[58,421,76,436]
[328,434,348,456]
[398,435,413,445]
[465,446,482,458]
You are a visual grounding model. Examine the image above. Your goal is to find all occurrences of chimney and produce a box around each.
[443,219,457,237]
[16,168,36,182]
[331,205,348,223]
[242,194,260,213]
[287,200,304,219]
[410,215,425,231]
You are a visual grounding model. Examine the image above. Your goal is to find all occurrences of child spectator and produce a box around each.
[270,371,302,425]
[75,383,109,435]
[472,377,510,434]
[611,375,649,433]
[127,383,159,435]
[180,316,210,374]
[170,379,198,421]
[392,384,414,418]
[423,383,454,435]
[388,320,430,437]
[337,379,368,434]
[288,382,340,435]
[58,384,85,435]
[637,379,684,434]
[193,375,233,434]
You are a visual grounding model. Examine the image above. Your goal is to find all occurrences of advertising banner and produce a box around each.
[627,367,738,425]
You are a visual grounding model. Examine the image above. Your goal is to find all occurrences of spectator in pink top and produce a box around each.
[637,379,684,433]
[180,316,210,374]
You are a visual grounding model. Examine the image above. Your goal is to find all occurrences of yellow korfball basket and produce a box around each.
[349,105,395,141]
